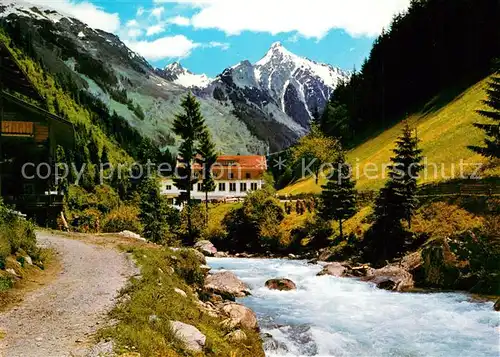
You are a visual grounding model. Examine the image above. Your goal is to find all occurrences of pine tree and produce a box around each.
[139,176,169,243]
[389,122,423,227]
[470,67,500,159]
[364,184,408,264]
[172,93,206,244]
[197,128,217,225]
[364,123,423,264]
[319,152,357,240]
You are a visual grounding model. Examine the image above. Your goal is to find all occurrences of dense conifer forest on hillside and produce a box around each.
[320,0,500,147]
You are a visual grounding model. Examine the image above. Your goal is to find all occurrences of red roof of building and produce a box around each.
[216,155,267,169]
[185,155,267,180]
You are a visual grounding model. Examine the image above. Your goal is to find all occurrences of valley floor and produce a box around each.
[0,231,138,357]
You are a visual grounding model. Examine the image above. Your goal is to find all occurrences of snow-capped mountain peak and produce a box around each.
[250,43,351,125]
[256,41,296,66]
[165,61,184,72]
[207,42,351,132]
[157,62,212,88]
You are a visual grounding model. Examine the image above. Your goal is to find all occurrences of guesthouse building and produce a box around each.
[161,155,267,203]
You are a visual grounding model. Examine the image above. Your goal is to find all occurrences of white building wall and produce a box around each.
[161,178,264,201]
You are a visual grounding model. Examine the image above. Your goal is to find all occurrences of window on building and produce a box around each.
[197,183,203,191]
[218,182,226,192]
[240,183,247,192]
[228,172,234,179]
[229,183,237,192]
[165,184,172,191]
[245,172,251,179]
[251,182,258,191]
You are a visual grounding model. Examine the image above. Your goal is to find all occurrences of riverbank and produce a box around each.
[98,237,265,357]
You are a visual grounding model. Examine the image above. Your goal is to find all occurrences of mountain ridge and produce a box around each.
[158,41,350,129]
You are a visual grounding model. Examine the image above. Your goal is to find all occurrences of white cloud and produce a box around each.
[126,19,139,27]
[166,16,191,26]
[125,35,199,60]
[151,6,165,19]
[127,28,143,38]
[153,0,411,38]
[137,6,145,16]
[208,41,229,50]
[22,0,120,33]
[146,24,165,36]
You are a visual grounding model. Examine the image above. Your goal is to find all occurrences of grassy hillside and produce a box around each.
[280,76,500,195]
[0,31,133,165]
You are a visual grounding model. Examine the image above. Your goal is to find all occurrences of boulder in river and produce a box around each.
[204,271,250,299]
[170,321,206,352]
[194,240,217,256]
[265,278,297,291]
[494,299,500,312]
[317,262,348,277]
[362,265,414,292]
[214,251,229,258]
[318,248,335,262]
[262,333,289,353]
[220,302,258,330]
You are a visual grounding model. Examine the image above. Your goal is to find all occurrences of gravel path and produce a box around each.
[0,231,138,357]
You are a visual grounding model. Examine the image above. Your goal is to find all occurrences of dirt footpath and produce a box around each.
[0,231,138,357]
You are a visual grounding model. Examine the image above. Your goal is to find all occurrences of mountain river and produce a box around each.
[207,257,499,357]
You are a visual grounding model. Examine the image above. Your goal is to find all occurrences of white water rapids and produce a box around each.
[207,257,499,357]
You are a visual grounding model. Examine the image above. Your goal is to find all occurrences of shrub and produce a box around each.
[0,276,13,291]
[72,208,102,233]
[7,218,38,258]
[449,215,500,294]
[0,239,10,270]
[139,177,179,245]
[94,185,121,214]
[420,237,463,289]
[289,217,333,252]
[178,204,206,243]
[0,199,39,269]
[259,211,287,252]
[412,202,483,240]
[174,249,205,286]
[222,189,285,253]
[66,185,95,213]
[102,205,143,234]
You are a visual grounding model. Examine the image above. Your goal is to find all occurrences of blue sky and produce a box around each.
[28,0,411,76]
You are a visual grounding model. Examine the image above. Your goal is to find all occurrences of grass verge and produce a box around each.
[99,244,264,357]
[0,248,59,313]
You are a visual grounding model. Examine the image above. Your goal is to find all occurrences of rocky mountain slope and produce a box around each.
[216,42,349,128]
[0,1,348,153]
